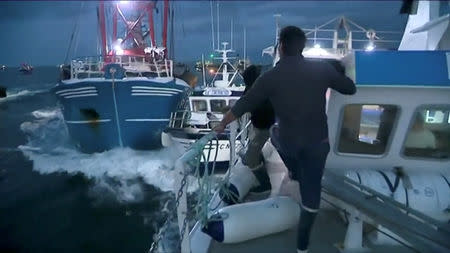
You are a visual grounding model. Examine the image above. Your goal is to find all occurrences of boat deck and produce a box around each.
[207,195,415,253]
[188,142,449,253]
[191,161,447,253]
[209,209,344,253]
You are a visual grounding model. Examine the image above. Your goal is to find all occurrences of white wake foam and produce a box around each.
[19,108,193,202]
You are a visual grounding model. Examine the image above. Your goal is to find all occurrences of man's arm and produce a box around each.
[214,75,270,133]
[326,63,356,95]
[213,110,237,133]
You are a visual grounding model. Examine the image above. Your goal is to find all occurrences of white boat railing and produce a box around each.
[69,55,173,79]
[168,110,223,130]
[168,110,191,128]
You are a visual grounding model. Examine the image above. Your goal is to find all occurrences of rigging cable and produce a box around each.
[64,2,84,63]
[72,2,85,60]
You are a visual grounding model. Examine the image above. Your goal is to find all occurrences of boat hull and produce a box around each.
[163,128,237,171]
[54,77,190,153]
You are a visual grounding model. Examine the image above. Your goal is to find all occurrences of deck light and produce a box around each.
[303,44,329,57]
[114,39,124,55]
[365,42,375,51]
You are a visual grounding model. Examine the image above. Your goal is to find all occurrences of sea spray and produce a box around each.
[19,108,198,202]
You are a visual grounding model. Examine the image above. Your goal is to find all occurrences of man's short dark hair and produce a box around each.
[279,26,306,56]
[242,65,262,89]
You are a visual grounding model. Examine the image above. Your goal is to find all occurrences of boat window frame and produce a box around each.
[334,103,401,158]
[400,104,450,161]
[210,98,228,113]
[191,99,209,112]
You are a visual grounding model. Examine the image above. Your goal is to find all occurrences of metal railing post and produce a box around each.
[343,208,364,251]
[71,60,75,79]
[181,111,187,128]
[154,59,161,77]
[174,159,190,253]
[229,121,238,167]
[164,59,169,77]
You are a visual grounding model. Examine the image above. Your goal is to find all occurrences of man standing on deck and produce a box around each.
[241,65,275,169]
[214,26,356,253]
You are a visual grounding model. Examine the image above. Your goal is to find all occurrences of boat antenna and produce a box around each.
[210,0,215,51]
[202,54,207,87]
[274,14,281,44]
[230,18,233,50]
[243,27,246,69]
[216,1,220,50]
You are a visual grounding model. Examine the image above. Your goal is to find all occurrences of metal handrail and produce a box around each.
[323,170,450,252]
[331,171,450,233]
[70,55,173,79]
[174,132,218,253]
[168,110,225,130]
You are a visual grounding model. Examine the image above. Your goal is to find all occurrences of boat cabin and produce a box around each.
[327,50,450,173]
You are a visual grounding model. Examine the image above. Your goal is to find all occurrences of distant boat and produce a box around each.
[0,65,6,71]
[53,0,191,153]
[19,63,33,73]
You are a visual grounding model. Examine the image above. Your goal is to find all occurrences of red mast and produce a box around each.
[98,1,108,57]
[162,0,169,50]
[97,1,170,59]
[112,6,118,47]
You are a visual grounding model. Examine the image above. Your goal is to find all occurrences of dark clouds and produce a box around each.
[0,1,408,66]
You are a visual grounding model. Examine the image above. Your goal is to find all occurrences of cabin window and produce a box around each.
[192,100,207,112]
[210,99,227,113]
[338,104,398,155]
[229,99,238,107]
[403,106,450,159]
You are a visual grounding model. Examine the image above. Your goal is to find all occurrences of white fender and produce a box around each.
[262,141,288,196]
[220,161,258,204]
[161,131,172,147]
[405,172,450,222]
[261,141,300,202]
[345,169,450,222]
[203,196,300,243]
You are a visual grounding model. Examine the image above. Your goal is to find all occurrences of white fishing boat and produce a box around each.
[161,1,248,171]
[149,1,450,253]
[162,41,246,171]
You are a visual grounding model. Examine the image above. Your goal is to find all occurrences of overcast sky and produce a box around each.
[0,1,409,66]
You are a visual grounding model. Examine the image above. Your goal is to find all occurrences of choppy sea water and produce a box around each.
[0,67,187,253]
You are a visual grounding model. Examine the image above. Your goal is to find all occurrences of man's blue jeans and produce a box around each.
[277,140,330,211]
[279,141,329,250]
[271,126,330,250]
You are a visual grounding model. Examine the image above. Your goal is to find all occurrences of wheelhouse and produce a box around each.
[327,50,450,172]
